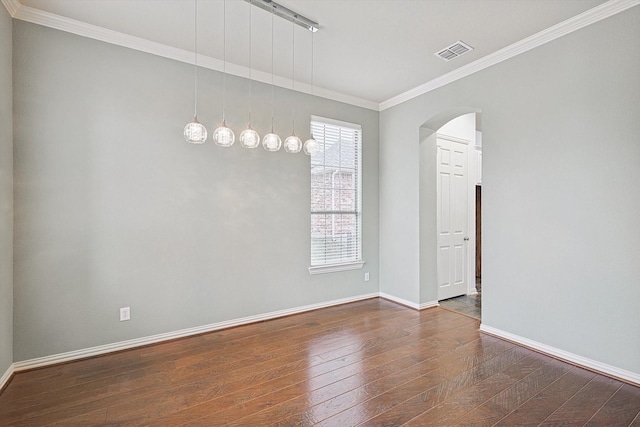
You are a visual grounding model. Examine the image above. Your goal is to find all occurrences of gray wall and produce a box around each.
[418,131,437,304]
[12,21,379,361]
[0,5,13,375]
[380,6,640,374]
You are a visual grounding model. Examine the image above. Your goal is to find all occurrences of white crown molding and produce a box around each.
[480,324,640,386]
[380,0,640,111]
[1,0,19,16]
[4,0,379,111]
[6,0,637,112]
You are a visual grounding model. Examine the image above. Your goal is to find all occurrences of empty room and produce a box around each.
[0,0,639,425]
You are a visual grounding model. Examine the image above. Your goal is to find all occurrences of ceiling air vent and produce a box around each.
[435,40,473,61]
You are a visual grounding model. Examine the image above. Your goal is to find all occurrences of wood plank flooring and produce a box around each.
[0,298,638,426]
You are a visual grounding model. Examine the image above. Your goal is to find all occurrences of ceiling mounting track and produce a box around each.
[244,0,319,32]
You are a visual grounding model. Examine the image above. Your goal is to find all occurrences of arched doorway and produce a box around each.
[419,109,482,318]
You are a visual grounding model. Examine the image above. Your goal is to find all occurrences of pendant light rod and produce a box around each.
[261,2,282,152]
[193,0,199,118]
[284,18,302,154]
[291,20,295,133]
[222,0,227,123]
[303,30,318,155]
[244,0,319,33]
[240,0,260,149]
[183,0,207,144]
[248,3,253,124]
[270,7,275,131]
[212,0,235,147]
[310,30,314,96]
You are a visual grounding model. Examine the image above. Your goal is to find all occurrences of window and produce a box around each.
[309,116,363,274]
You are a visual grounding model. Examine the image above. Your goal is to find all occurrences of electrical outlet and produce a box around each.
[364,272,370,282]
[120,307,130,321]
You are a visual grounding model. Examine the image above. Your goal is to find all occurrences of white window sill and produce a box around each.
[308,261,365,275]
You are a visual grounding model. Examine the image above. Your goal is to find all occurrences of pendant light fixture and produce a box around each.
[182,0,320,153]
[303,30,319,155]
[262,5,282,152]
[212,0,235,147]
[184,0,207,144]
[284,20,302,154]
[240,3,260,149]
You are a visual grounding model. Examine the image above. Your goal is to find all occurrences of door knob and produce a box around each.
[464,237,470,241]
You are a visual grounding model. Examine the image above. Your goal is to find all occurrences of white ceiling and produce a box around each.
[16,0,609,107]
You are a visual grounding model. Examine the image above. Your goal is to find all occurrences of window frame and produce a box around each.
[308,116,364,275]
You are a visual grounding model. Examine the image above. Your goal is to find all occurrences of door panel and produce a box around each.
[454,244,465,284]
[439,246,450,287]
[440,173,450,233]
[453,172,466,233]
[437,136,469,300]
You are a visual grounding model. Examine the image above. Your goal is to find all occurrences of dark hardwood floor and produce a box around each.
[1,298,639,426]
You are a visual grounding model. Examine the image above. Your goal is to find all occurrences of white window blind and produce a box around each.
[310,117,362,268]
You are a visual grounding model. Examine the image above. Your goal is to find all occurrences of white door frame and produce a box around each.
[468,144,482,295]
[436,134,473,300]
[436,132,480,298]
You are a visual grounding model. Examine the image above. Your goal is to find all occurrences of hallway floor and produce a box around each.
[439,293,481,319]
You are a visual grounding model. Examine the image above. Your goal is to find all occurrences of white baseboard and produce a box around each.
[419,300,439,310]
[3,291,431,380]
[480,324,640,386]
[0,294,434,392]
[5,292,437,379]
[378,292,438,311]
[0,363,14,392]
[379,292,419,310]
[11,293,379,373]
[9,299,637,389]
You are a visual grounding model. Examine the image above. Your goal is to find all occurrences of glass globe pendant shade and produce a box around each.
[239,127,261,149]
[184,118,208,144]
[212,122,235,147]
[303,137,319,155]
[262,132,282,152]
[284,134,303,153]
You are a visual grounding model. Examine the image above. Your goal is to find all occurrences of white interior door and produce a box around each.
[437,136,469,300]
